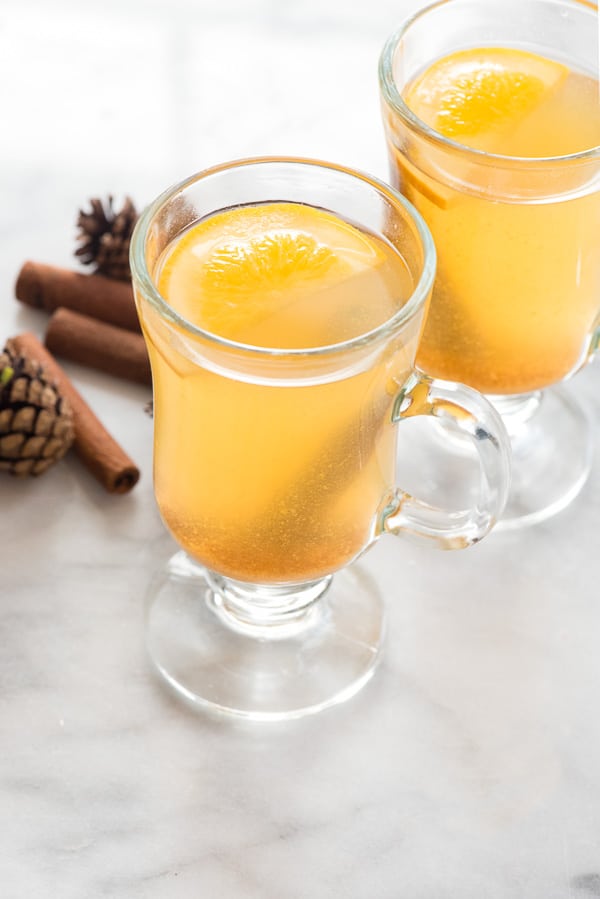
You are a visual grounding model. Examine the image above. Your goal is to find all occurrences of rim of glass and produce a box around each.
[378,0,600,167]
[130,156,436,358]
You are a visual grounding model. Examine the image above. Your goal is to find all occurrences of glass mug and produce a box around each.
[379,0,600,528]
[130,157,510,720]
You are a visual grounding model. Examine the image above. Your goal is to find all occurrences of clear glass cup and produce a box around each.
[379,0,600,529]
[130,157,510,720]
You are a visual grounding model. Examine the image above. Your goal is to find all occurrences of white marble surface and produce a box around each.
[2,1,600,896]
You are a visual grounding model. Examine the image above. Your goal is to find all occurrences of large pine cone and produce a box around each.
[0,341,75,476]
[75,195,138,281]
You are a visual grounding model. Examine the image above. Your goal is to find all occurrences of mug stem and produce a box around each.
[204,572,332,638]
[486,391,542,435]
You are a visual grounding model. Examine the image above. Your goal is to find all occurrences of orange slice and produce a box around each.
[156,202,387,343]
[404,48,569,151]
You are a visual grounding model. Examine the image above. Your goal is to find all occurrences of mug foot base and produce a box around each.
[145,559,385,721]
[493,385,593,530]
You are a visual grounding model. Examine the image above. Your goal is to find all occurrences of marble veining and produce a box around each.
[1,0,600,896]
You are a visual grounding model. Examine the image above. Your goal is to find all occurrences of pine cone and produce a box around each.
[75,196,138,281]
[0,340,75,477]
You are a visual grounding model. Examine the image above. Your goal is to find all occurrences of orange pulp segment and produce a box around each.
[155,202,406,348]
[404,47,569,151]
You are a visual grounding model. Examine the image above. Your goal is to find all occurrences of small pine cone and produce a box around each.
[75,195,138,281]
[0,340,75,477]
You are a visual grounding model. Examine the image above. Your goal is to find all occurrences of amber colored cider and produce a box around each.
[390,48,600,393]
[144,203,417,583]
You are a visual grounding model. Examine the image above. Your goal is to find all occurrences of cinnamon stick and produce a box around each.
[16,261,141,333]
[11,333,140,494]
[45,308,151,386]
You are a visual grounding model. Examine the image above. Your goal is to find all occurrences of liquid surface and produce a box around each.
[156,202,413,349]
[391,48,600,394]
[145,202,419,583]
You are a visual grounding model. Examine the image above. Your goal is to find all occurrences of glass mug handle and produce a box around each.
[587,318,600,362]
[382,371,511,548]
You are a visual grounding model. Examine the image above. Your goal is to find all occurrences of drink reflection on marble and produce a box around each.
[130,157,510,720]
[379,0,600,529]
